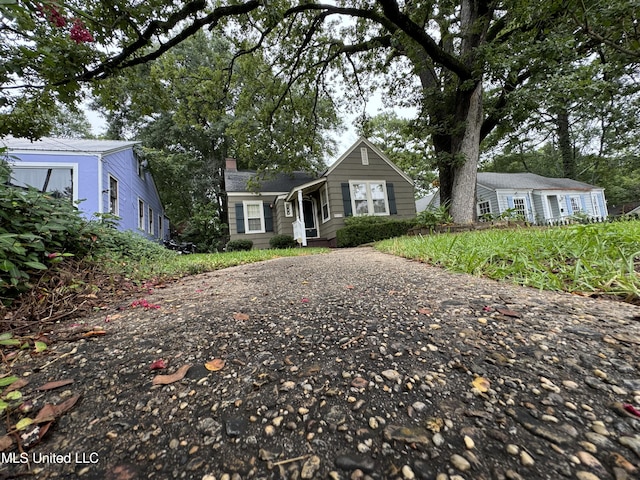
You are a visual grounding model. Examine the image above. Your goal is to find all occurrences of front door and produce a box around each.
[303,198,318,238]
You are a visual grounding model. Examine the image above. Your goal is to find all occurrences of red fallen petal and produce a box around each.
[301,298,309,303]
[623,404,640,417]
[150,359,167,370]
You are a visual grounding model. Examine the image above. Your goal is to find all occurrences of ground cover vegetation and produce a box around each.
[2,0,639,232]
[0,166,327,330]
[375,219,640,304]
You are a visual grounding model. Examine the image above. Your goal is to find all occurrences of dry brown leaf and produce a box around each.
[5,378,28,394]
[495,308,521,318]
[152,364,191,385]
[83,330,107,337]
[0,435,13,452]
[204,359,225,372]
[233,312,249,321]
[425,417,444,433]
[38,379,74,391]
[472,376,490,393]
[34,394,81,423]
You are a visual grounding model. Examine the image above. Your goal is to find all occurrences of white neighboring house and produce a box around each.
[423,172,608,223]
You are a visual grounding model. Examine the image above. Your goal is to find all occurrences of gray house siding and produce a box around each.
[326,146,415,219]
[476,184,499,216]
[224,138,416,249]
[228,193,279,250]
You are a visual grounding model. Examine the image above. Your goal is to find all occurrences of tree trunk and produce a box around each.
[556,109,574,178]
[449,82,482,223]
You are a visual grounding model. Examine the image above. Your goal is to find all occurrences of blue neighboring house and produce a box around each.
[1,137,169,241]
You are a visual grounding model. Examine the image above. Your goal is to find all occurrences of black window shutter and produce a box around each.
[235,203,245,233]
[341,183,352,217]
[387,183,397,215]
[263,202,274,232]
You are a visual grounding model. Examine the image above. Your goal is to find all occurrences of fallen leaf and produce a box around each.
[233,312,249,321]
[38,379,74,391]
[350,377,369,389]
[425,417,444,433]
[149,359,167,370]
[83,330,107,337]
[496,308,521,318]
[34,341,47,353]
[472,376,490,393]
[623,404,640,417]
[346,285,354,289]
[0,435,13,451]
[301,298,309,303]
[418,308,431,315]
[15,418,33,431]
[205,359,225,372]
[152,364,191,385]
[4,378,28,393]
[34,394,81,423]
[0,376,19,388]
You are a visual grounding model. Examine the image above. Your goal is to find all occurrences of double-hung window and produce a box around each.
[243,201,265,233]
[148,207,154,235]
[513,197,526,218]
[477,200,491,217]
[108,176,119,215]
[350,181,389,216]
[138,199,145,230]
[570,196,581,213]
[320,186,330,222]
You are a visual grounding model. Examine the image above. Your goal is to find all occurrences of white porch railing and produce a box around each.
[293,219,306,246]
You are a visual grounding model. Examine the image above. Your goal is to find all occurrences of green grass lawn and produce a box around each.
[116,247,330,282]
[375,221,640,303]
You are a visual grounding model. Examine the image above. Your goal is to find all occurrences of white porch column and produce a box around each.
[297,189,307,246]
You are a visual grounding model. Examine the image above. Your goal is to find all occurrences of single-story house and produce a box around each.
[424,172,608,224]
[1,137,169,241]
[476,172,608,223]
[225,137,416,248]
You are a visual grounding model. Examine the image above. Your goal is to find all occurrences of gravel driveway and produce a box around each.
[2,247,640,480]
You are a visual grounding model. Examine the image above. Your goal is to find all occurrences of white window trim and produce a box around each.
[243,200,265,234]
[148,206,154,235]
[512,197,527,216]
[8,161,79,201]
[477,200,491,216]
[349,180,390,216]
[320,186,330,222]
[138,198,145,230]
[569,195,581,212]
[108,175,119,216]
[591,193,600,217]
[158,215,164,240]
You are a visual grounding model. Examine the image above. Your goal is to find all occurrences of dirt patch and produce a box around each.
[1,247,640,479]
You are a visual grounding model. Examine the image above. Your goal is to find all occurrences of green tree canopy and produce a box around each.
[2,1,639,223]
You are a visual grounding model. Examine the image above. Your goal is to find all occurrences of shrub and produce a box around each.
[226,239,253,251]
[0,184,92,296]
[337,217,417,247]
[416,205,453,227]
[269,234,297,249]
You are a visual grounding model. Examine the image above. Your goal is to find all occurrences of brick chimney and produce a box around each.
[225,158,237,171]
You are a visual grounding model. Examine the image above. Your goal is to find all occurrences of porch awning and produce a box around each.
[285,177,326,202]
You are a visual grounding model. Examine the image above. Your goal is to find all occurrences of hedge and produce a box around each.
[336,217,417,247]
